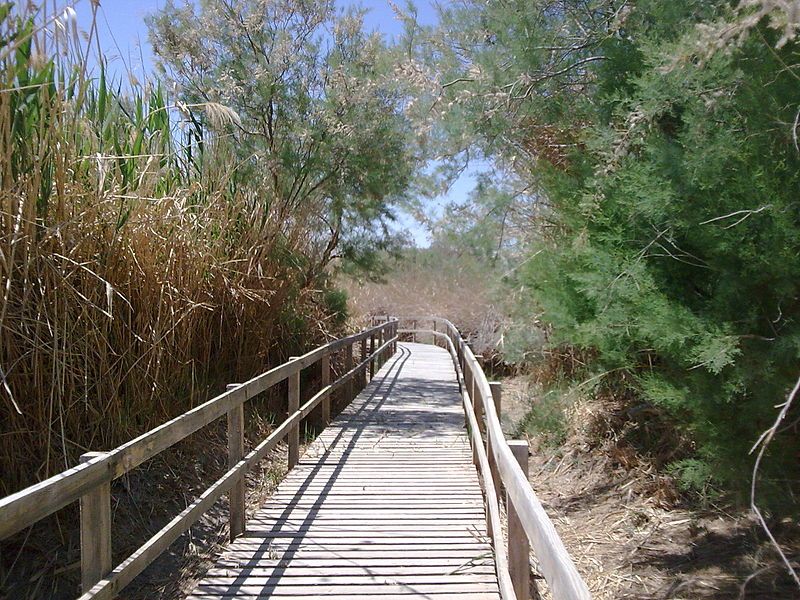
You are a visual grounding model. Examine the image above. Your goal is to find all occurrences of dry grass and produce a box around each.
[0,6,331,496]
[502,376,800,599]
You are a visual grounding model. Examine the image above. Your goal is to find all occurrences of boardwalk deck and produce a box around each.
[187,342,501,599]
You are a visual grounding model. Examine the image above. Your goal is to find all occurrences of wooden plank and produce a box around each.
[255,499,484,506]
[249,510,485,518]
[288,365,300,469]
[79,453,111,593]
[263,486,484,491]
[206,566,496,577]
[265,493,484,499]
[245,519,488,528]
[226,385,245,542]
[247,514,485,520]
[220,550,492,560]
[188,594,501,600]
[216,556,494,565]
[280,475,479,481]
[193,583,500,595]
[247,517,487,525]
[278,473,480,480]
[236,532,488,540]
[198,575,499,585]
[223,543,492,552]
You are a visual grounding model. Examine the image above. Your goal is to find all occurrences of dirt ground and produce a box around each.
[500,376,800,600]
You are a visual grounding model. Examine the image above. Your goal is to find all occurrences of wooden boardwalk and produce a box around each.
[1,317,589,600]
[187,342,501,599]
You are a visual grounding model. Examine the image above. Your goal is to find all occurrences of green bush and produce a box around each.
[323,288,349,327]
[420,0,800,509]
[516,387,570,448]
[519,10,800,505]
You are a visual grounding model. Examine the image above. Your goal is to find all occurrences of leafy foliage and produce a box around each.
[516,386,569,448]
[147,0,418,278]
[414,0,800,506]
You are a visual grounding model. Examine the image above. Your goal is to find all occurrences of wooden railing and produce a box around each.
[0,320,399,600]
[392,316,591,600]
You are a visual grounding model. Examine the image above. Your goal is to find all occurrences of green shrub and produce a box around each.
[667,458,718,501]
[516,387,570,448]
[323,288,349,327]
[519,13,800,506]
[419,0,800,509]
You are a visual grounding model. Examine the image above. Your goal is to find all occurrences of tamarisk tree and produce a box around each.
[148,0,417,280]
[409,0,800,506]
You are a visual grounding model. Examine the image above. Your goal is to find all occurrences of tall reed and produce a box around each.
[0,3,330,494]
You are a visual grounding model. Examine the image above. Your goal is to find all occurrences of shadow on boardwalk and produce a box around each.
[186,342,500,600]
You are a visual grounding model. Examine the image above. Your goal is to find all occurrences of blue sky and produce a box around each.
[73,0,482,246]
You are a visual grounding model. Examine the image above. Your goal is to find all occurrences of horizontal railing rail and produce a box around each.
[392,316,591,600]
[0,319,399,599]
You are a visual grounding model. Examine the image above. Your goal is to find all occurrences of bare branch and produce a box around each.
[749,373,800,591]
[699,204,773,227]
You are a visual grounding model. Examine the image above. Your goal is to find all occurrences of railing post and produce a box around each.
[463,360,472,431]
[474,354,485,433]
[464,364,480,467]
[508,440,531,600]
[369,333,376,378]
[465,361,474,429]
[487,381,502,501]
[321,352,331,425]
[361,337,368,386]
[79,452,112,593]
[225,384,246,541]
[288,361,300,469]
[375,329,382,369]
[345,343,354,402]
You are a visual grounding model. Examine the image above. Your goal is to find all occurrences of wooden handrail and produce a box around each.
[435,330,517,600]
[396,316,591,600]
[0,320,399,599]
